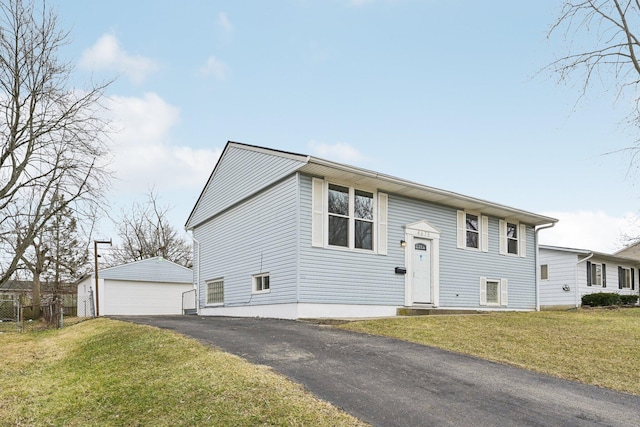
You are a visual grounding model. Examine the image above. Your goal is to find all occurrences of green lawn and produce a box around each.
[0,318,367,427]
[339,308,640,395]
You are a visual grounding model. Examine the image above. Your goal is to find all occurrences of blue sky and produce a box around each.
[54,0,640,253]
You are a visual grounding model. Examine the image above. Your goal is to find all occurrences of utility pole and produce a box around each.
[94,239,112,317]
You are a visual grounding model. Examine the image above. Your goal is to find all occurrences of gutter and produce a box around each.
[535,222,557,311]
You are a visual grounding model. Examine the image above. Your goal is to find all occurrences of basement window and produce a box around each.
[206,279,224,305]
[253,273,270,294]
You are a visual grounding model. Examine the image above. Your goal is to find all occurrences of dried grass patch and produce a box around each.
[340,308,640,395]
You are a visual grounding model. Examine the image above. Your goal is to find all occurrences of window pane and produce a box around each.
[508,239,518,254]
[624,269,630,288]
[466,231,478,249]
[466,214,478,232]
[207,280,223,304]
[329,216,348,247]
[354,190,373,220]
[328,184,349,215]
[541,264,548,280]
[507,223,517,238]
[355,220,373,250]
[486,281,499,304]
[592,264,602,286]
[263,276,269,290]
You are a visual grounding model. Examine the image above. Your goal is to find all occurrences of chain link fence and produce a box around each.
[0,298,18,332]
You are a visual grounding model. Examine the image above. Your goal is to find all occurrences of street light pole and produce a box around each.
[94,239,112,317]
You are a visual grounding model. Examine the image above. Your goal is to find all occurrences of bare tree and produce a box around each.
[109,191,192,267]
[0,0,112,285]
[547,1,640,130]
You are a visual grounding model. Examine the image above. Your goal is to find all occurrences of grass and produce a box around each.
[0,318,367,427]
[339,308,640,395]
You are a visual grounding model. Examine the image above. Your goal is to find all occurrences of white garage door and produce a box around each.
[102,280,192,315]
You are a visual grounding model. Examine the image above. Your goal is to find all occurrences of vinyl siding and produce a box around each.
[194,174,299,308]
[394,194,536,309]
[188,145,306,228]
[539,248,578,307]
[298,174,537,309]
[299,174,404,305]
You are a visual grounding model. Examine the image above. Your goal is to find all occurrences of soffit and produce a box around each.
[298,161,557,227]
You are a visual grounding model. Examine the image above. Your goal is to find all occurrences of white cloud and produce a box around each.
[308,140,366,164]
[199,55,230,80]
[106,93,221,194]
[539,210,640,253]
[216,12,234,35]
[80,34,158,84]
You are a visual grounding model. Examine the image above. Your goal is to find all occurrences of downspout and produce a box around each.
[575,252,594,308]
[187,230,200,315]
[535,222,556,311]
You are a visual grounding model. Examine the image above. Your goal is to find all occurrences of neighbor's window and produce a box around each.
[619,267,631,289]
[587,262,605,287]
[253,273,270,293]
[466,213,479,249]
[327,183,375,251]
[540,264,549,280]
[506,222,518,255]
[206,279,224,305]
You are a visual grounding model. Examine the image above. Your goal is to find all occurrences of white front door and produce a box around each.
[411,238,431,303]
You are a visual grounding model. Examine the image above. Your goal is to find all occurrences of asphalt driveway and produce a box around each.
[115,315,640,427]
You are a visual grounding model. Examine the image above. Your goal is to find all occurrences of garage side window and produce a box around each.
[206,279,224,305]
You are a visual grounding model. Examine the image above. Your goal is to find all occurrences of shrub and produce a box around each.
[620,295,639,305]
[581,293,621,307]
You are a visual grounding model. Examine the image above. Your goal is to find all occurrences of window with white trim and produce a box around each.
[312,178,388,253]
[499,220,527,257]
[466,213,480,249]
[506,222,518,254]
[540,264,549,280]
[618,267,631,289]
[206,279,224,305]
[480,277,508,306]
[354,189,374,250]
[253,273,270,294]
[457,211,488,252]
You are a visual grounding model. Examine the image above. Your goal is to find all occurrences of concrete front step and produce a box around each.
[397,307,487,316]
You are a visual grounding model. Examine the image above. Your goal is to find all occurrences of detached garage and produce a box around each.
[77,257,193,316]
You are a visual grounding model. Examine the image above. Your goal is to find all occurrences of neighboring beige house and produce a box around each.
[615,242,640,260]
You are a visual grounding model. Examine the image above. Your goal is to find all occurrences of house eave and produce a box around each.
[300,157,557,227]
[540,245,640,266]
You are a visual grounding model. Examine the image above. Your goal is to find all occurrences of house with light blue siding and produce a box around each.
[185,142,558,319]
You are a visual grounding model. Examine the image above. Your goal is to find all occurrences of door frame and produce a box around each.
[404,220,440,307]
